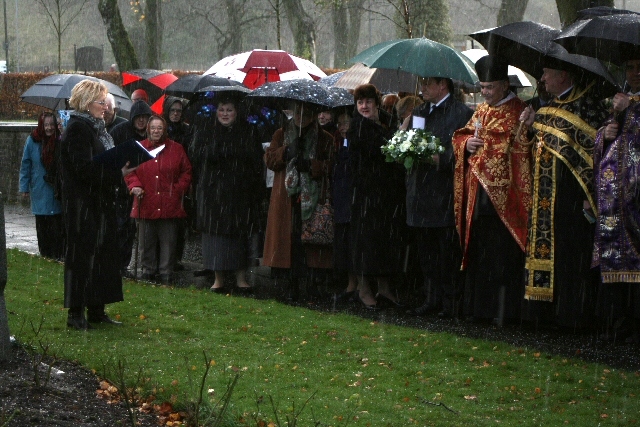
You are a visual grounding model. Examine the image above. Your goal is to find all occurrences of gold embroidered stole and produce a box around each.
[525,86,598,301]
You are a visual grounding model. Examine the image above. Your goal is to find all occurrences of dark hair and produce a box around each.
[353,84,381,106]
[430,77,454,93]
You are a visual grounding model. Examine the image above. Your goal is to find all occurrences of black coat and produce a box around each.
[406,95,473,227]
[192,120,264,236]
[59,115,124,308]
[348,112,407,275]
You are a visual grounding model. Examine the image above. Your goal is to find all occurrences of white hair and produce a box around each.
[105,93,117,109]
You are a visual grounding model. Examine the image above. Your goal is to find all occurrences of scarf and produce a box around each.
[31,114,59,169]
[283,121,320,220]
[70,111,114,151]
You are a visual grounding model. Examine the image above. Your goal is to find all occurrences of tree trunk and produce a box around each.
[282,0,316,60]
[556,0,613,28]
[333,0,365,69]
[0,196,11,362]
[393,0,452,44]
[225,0,243,53]
[98,0,140,71]
[497,0,530,26]
[145,0,162,69]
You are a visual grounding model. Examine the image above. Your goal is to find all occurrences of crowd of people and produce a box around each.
[16,49,640,341]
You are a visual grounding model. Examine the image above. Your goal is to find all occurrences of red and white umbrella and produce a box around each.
[122,69,178,115]
[203,49,326,89]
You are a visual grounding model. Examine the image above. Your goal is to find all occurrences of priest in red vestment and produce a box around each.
[452,55,532,324]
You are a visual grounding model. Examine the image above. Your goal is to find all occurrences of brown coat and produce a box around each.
[262,125,334,269]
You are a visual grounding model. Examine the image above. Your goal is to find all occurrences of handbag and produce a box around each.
[301,199,334,245]
[301,176,333,245]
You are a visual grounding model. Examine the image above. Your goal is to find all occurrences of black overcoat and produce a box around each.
[192,120,264,236]
[406,96,474,228]
[59,115,124,308]
[348,112,407,275]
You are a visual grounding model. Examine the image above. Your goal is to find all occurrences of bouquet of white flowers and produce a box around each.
[381,128,443,172]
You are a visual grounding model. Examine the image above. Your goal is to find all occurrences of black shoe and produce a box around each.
[67,315,93,330]
[88,313,122,325]
[141,272,157,281]
[407,303,440,317]
[376,293,405,309]
[235,286,255,295]
[194,269,214,277]
[210,286,227,294]
[335,290,357,304]
[357,294,379,311]
[438,309,453,318]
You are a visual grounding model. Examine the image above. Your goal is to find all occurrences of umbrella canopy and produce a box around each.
[334,62,420,93]
[164,74,245,99]
[247,79,352,109]
[20,73,133,112]
[318,71,346,87]
[470,21,619,96]
[461,49,532,88]
[554,13,640,65]
[204,49,327,89]
[349,38,478,85]
[122,69,178,115]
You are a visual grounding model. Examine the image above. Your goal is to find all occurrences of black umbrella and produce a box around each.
[247,79,352,109]
[470,21,619,96]
[20,73,133,112]
[164,74,244,99]
[318,71,346,87]
[554,13,640,65]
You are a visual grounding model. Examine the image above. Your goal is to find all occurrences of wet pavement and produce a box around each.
[4,202,640,371]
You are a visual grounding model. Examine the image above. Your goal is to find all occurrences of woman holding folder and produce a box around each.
[125,115,192,285]
[59,80,137,330]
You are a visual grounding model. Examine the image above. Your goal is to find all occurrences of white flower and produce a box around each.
[400,141,411,153]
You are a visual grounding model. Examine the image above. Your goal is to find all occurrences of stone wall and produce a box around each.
[0,124,34,203]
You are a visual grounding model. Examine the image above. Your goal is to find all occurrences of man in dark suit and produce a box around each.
[405,77,473,318]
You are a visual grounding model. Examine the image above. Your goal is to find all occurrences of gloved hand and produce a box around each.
[286,137,302,160]
[296,157,311,172]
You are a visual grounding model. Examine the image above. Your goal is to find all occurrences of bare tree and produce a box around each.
[365,0,452,43]
[497,0,530,26]
[555,0,613,28]
[98,0,140,71]
[265,0,283,49]
[180,0,267,59]
[331,0,366,68]
[282,0,317,60]
[144,0,163,69]
[34,0,90,72]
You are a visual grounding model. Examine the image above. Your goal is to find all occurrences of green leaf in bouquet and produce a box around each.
[404,156,414,171]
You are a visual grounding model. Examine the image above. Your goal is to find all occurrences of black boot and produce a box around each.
[67,308,92,330]
[87,305,122,325]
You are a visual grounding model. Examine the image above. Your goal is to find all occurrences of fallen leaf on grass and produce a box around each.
[464,395,477,400]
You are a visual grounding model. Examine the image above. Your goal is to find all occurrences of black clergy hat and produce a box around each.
[475,55,509,82]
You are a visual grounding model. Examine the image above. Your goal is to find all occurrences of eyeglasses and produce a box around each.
[93,100,108,106]
[169,108,182,114]
[149,126,164,131]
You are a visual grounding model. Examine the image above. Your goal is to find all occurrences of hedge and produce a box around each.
[0,67,344,122]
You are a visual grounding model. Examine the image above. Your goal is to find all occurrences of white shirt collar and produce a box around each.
[493,91,516,107]
[432,93,450,109]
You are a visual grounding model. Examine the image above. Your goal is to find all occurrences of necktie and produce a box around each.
[429,104,435,114]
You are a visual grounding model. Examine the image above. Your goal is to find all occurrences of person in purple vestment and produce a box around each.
[594,58,640,343]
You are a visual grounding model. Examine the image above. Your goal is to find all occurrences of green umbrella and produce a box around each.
[349,38,479,85]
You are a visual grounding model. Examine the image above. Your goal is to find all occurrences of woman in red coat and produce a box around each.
[125,115,192,284]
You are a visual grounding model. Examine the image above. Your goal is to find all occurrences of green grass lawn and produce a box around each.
[4,249,640,426]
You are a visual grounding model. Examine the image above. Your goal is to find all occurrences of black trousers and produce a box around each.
[35,214,64,260]
[415,226,462,314]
